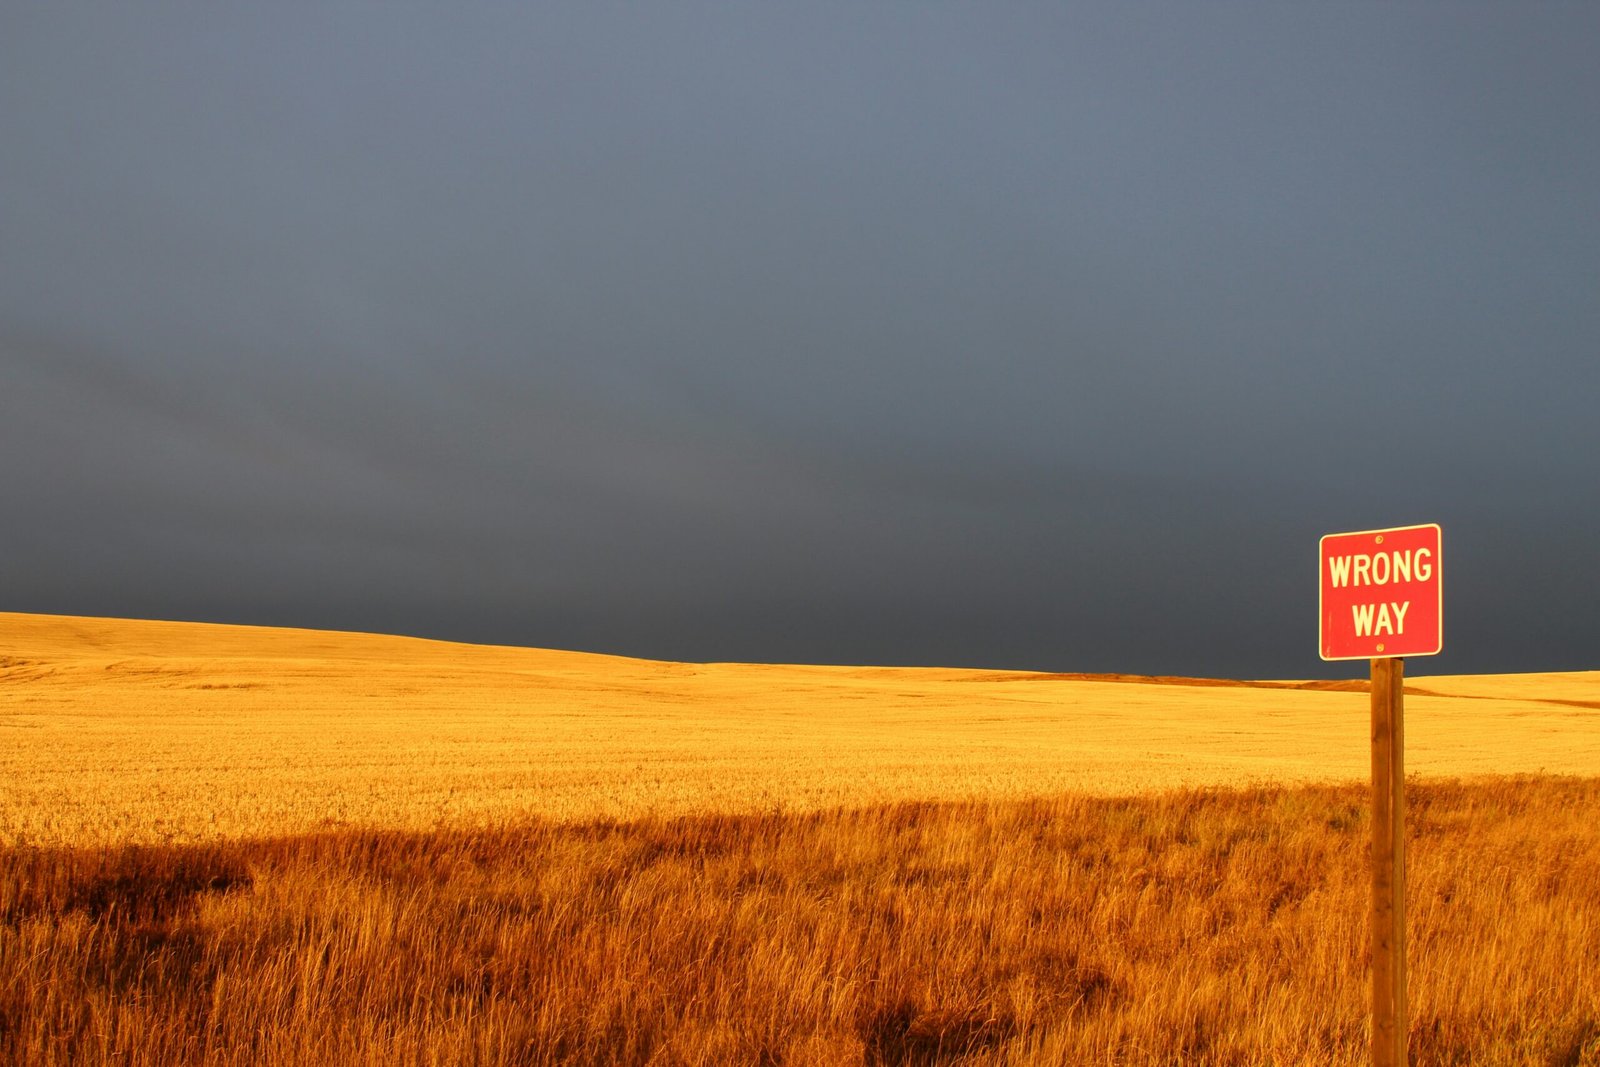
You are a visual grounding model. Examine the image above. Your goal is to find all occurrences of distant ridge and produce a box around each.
[4,612,1597,708]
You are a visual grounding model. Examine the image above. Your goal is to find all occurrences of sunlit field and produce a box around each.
[4,613,1599,1065]
[3,613,1598,847]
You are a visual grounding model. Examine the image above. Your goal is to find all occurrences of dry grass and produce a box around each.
[5,612,1600,848]
[5,612,1599,1062]
[3,778,1598,1066]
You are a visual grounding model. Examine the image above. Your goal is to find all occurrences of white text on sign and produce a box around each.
[1326,548,1434,589]
[1352,601,1410,637]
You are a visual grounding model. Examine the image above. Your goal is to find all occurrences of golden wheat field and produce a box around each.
[4,611,1599,848]
[4,611,1600,1065]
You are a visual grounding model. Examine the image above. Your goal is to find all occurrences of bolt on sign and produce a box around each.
[1319,523,1442,661]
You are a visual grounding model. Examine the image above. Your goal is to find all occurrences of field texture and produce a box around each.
[3,612,1599,847]
[3,613,1599,1065]
[4,780,1599,1065]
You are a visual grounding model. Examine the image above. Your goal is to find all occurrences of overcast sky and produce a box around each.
[3,4,1597,677]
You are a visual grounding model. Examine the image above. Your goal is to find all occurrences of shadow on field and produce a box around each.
[3,844,253,925]
[4,777,1600,1066]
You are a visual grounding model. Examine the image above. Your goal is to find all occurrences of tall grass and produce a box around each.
[4,776,1598,1066]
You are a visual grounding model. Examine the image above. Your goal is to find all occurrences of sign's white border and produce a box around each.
[1318,522,1442,662]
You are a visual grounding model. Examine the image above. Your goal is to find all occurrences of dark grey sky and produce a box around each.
[3,5,1597,677]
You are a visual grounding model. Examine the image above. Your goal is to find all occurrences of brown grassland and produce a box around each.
[3,613,1600,1064]
[5,780,1600,1065]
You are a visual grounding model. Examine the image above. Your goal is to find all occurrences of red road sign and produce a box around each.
[1319,523,1441,661]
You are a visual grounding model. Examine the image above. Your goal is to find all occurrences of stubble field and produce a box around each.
[3,612,1599,1064]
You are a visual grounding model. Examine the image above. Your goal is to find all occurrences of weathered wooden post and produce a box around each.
[1369,655,1406,1067]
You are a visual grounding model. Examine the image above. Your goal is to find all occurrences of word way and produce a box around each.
[1352,601,1410,637]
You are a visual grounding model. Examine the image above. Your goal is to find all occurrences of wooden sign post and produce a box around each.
[1320,523,1442,1067]
[1369,656,1406,1067]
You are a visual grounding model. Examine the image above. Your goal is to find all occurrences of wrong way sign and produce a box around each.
[1319,523,1442,661]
